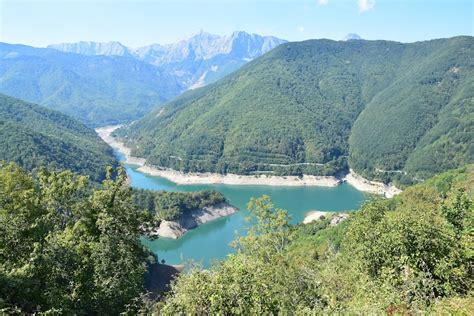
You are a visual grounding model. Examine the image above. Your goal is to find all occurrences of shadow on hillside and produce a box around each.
[145,263,184,300]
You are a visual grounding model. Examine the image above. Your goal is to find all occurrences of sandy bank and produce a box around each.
[150,202,239,239]
[303,211,350,225]
[96,125,401,196]
[96,125,146,166]
[138,165,341,187]
[343,170,402,198]
[303,211,328,224]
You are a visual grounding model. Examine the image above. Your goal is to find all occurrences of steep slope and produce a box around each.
[48,31,287,89]
[119,37,473,184]
[0,94,117,181]
[0,43,184,126]
[349,37,474,185]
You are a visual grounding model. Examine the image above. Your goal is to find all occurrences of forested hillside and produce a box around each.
[0,165,153,314]
[132,189,227,221]
[349,37,474,185]
[119,36,473,185]
[0,43,183,126]
[0,94,117,181]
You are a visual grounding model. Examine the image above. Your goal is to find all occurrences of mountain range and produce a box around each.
[48,31,287,89]
[0,32,286,126]
[0,43,182,126]
[118,36,474,186]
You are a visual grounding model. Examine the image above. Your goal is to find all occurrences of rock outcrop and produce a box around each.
[151,202,239,239]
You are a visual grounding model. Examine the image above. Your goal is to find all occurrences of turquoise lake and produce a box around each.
[120,155,367,267]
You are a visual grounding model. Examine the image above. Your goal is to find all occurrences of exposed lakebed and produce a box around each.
[119,153,366,267]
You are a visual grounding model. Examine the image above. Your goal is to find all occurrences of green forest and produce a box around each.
[1,162,472,314]
[119,36,474,186]
[133,189,227,221]
[0,94,117,182]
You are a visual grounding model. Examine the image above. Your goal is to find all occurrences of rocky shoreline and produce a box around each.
[343,170,402,198]
[149,202,239,239]
[303,211,350,226]
[96,125,401,197]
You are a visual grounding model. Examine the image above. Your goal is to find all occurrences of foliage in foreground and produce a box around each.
[1,164,472,314]
[0,163,152,314]
[153,166,473,314]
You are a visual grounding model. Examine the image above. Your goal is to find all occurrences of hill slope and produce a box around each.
[0,43,184,126]
[119,36,473,185]
[349,38,474,184]
[0,94,117,181]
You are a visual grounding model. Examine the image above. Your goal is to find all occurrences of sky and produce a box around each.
[0,0,472,47]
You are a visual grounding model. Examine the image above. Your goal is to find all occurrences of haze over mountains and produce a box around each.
[0,31,472,186]
[0,31,286,126]
[48,31,287,88]
[49,31,286,64]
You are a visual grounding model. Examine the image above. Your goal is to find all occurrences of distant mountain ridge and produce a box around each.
[342,33,362,41]
[48,41,132,57]
[0,32,286,126]
[0,42,182,126]
[48,31,287,88]
[48,31,286,63]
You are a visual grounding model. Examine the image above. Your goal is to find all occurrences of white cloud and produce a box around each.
[298,26,305,33]
[317,0,329,5]
[358,0,376,13]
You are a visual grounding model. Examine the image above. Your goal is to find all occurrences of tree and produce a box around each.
[0,164,152,314]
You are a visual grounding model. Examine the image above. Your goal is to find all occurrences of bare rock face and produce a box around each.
[47,32,287,89]
[48,41,132,57]
[151,202,239,239]
[153,220,187,239]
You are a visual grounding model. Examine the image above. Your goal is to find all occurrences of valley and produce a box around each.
[0,32,285,126]
[0,1,472,311]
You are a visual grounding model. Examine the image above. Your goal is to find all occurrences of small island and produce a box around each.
[133,189,238,239]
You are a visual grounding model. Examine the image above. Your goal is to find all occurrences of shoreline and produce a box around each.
[149,202,239,239]
[96,125,401,197]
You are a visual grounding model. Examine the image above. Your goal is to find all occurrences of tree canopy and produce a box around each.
[0,94,117,182]
[0,164,152,314]
[1,163,472,314]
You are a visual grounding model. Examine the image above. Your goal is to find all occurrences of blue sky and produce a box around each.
[0,0,472,47]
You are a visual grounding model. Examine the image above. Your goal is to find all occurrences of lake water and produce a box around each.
[121,154,367,267]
